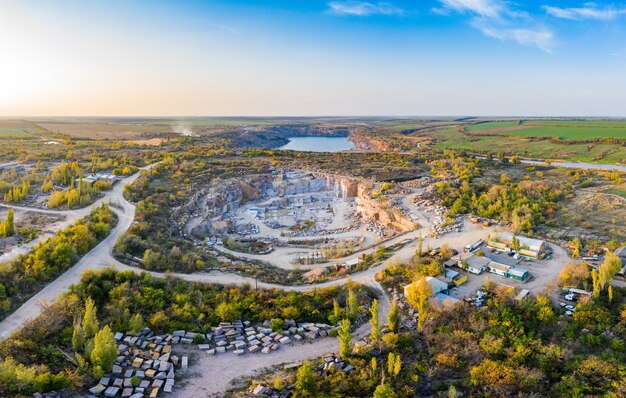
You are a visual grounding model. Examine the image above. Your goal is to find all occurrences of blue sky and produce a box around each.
[1,0,626,116]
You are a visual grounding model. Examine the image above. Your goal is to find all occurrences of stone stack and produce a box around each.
[193,320,333,357]
[87,328,185,397]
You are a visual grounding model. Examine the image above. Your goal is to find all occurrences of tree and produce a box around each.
[128,313,144,334]
[328,299,342,324]
[72,322,85,353]
[215,302,240,322]
[373,383,396,398]
[440,243,452,259]
[599,252,622,290]
[82,298,99,339]
[387,352,401,379]
[369,299,381,350]
[347,289,360,321]
[406,276,432,332]
[512,236,520,252]
[558,263,590,288]
[91,325,117,377]
[387,297,399,334]
[1,209,15,237]
[294,359,317,397]
[592,270,601,298]
[338,318,352,358]
[416,234,424,259]
[498,151,506,163]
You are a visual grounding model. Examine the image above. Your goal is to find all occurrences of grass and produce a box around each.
[522,119,626,127]
[0,128,33,138]
[465,121,519,131]
[466,119,626,140]
[429,127,626,164]
[497,126,626,140]
[606,188,626,199]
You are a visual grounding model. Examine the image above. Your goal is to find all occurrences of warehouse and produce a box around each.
[505,267,530,282]
[487,232,546,257]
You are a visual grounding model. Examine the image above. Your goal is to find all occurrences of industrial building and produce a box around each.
[487,232,546,257]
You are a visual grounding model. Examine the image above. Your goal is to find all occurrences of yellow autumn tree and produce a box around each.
[406,275,432,332]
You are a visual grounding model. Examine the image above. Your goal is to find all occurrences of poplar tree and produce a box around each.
[338,318,352,358]
[387,297,399,333]
[91,325,117,376]
[369,299,381,350]
[295,359,317,396]
[406,276,432,332]
[82,297,99,339]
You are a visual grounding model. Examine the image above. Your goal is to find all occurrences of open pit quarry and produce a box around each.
[172,169,418,273]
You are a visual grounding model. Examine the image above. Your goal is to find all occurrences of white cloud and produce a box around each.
[436,0,554,52]
[327,1,403,16]
[543,4,626,21]
[480,26,555,52]
[438,0,506,19]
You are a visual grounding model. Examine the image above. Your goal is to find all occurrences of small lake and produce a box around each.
[277,136,354,152]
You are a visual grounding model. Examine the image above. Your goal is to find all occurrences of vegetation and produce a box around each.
[0,204,115,320]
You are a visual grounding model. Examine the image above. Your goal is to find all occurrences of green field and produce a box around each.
[465,121,519,131]
[504,126,626,140]
[522,119,626,127]
[0,128,33,138]
[430,127,626,164]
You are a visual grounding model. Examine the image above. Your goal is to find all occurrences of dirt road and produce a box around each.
[0,166,153,339]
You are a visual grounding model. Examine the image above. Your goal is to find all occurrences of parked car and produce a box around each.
[508,251,515,257]
[559,302,568,308]
[565,310,573,316]
[565,305,576,311]
[564,293,577,301]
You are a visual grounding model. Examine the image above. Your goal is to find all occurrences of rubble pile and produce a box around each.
[365,221,390,238]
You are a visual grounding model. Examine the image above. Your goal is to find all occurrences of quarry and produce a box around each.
[175,169,419,273]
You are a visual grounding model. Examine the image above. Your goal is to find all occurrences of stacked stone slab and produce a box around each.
[85,320,334,396]
[191,320,332,357]
[87,328,185,397]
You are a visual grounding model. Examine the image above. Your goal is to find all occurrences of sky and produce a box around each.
[1,0,626,117]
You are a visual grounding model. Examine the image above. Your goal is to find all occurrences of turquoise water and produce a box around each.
[277,136,354,152]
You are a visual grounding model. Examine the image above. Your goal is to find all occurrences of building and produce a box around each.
[487,232,546,257]
[488,262,511,277]
[403,277,458,307]
[403,276,449,299]
[462,255,491,275]
[505,267,529,282]
[515,289,530,301]
[432,292,459,307]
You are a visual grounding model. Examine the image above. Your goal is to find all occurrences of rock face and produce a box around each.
[356,185,415,233]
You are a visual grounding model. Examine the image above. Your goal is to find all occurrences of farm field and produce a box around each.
[0,128,33,139]
[522,119,626,127]
[496,125,626,140]
[429,127,626,164]
[37,122,168,139]
[465,119,626,140]
[464,121,519,131]
[0,119,35,139]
